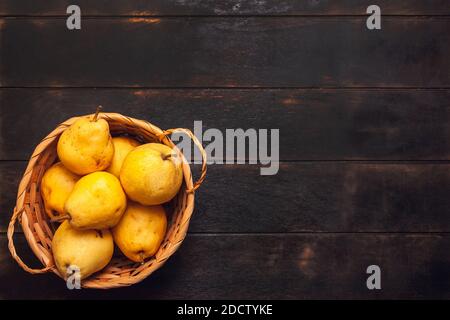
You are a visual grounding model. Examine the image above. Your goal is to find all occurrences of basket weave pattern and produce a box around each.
[7,113,207,289]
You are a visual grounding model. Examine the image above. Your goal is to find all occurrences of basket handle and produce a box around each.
[8,207,52,274]
[160,128,207,192]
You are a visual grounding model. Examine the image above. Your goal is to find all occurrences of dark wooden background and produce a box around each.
[1,1,449,299]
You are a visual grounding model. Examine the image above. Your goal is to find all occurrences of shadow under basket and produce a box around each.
[7,112,207,289]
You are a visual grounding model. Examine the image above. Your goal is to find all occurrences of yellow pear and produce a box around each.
[106,136,141,177]
[65,171,127,229]
[40,162,79,218]
[52,221,114,280]
[120,143,183,205]
[112,202,167,262]
[57,114,114,175]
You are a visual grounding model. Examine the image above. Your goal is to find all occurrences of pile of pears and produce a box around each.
[41,112,183,280]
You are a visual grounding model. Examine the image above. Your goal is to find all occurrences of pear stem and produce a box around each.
[162,154,172,161]
[92,105,102,122]
[139,252,145,264]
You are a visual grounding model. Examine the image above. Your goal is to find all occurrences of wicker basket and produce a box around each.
[7,112,207,289]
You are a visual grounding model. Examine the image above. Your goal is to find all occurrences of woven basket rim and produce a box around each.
[8,112,207,289]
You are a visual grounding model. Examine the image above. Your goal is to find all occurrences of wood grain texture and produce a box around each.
[1,1,450,16]
[2,161,450,233]
[1,89,449,160]
[1,234,449,299]
[0,162,25,232]
[1,18,450,87]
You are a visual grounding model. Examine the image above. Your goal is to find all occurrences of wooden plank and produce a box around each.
[1,89,449,161]
[2,161,450,233]
[0,162,25,232]
[1,233,449,299]
[1,18,450,87]
[1,1,450,16]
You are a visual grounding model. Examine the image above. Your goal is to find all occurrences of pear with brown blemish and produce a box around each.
[65,171,127,229]
[112,202,167,263]
[57,108,114,175]
[52,221,114,280]
[40,162,79,218]
[120,143,183,205]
